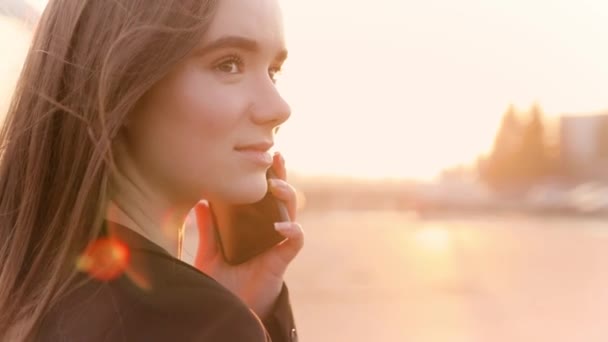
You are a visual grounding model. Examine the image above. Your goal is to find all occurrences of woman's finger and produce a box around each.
[272,152,287,180]
[268,178,297,221]
[273,222,305,264]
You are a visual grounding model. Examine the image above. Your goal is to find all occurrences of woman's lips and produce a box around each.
[235,148,273,166]
[234,141,274,166]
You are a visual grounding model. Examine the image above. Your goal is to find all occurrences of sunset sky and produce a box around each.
[3,0,608,180]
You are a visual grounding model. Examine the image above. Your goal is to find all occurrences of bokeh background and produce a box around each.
[2,1,608,341]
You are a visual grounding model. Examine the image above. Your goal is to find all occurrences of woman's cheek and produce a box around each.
[173,64,252,138]
[194,89,250,134]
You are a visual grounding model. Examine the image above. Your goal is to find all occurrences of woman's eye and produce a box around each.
[216,57,242,74]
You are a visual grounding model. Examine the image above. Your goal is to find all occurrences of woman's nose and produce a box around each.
[249,80,291,127]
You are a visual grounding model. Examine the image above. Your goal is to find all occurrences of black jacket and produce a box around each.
[37,221,298,342]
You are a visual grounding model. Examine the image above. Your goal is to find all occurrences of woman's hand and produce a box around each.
[193,152,304,320]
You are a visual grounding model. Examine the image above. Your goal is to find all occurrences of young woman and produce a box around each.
[0,0,304,340]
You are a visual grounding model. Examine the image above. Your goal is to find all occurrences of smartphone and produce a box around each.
[209,168,290,265]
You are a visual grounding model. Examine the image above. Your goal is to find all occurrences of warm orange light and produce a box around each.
[77,237,130,281]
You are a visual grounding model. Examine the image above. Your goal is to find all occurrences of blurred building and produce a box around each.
[560,112,608,181]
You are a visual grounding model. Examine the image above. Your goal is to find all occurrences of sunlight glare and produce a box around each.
[402,224,459,287]
[413,226,452,254]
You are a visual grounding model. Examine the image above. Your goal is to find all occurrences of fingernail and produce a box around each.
[274,222,292,231]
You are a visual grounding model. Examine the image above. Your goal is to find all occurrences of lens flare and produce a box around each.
[77,237,130,281]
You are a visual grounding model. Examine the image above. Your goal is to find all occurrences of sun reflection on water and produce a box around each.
[401,224,462,287]
[413,225,452,254]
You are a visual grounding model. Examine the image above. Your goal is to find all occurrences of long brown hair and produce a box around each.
[0,0,218,339]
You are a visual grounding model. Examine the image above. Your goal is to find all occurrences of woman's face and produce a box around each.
[123,0,290,205]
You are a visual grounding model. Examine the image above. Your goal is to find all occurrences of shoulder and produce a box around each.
[37,251,268,342]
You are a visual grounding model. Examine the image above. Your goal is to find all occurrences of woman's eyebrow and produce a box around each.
[194,35,288,61]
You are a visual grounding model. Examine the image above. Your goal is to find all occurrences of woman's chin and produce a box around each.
[221,176,268,204]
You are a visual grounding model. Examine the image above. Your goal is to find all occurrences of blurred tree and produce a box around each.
[519,104,550,185]
[479,105,524,193]
[479,104,558,194]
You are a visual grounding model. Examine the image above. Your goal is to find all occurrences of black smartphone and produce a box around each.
[208,168,290,265]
